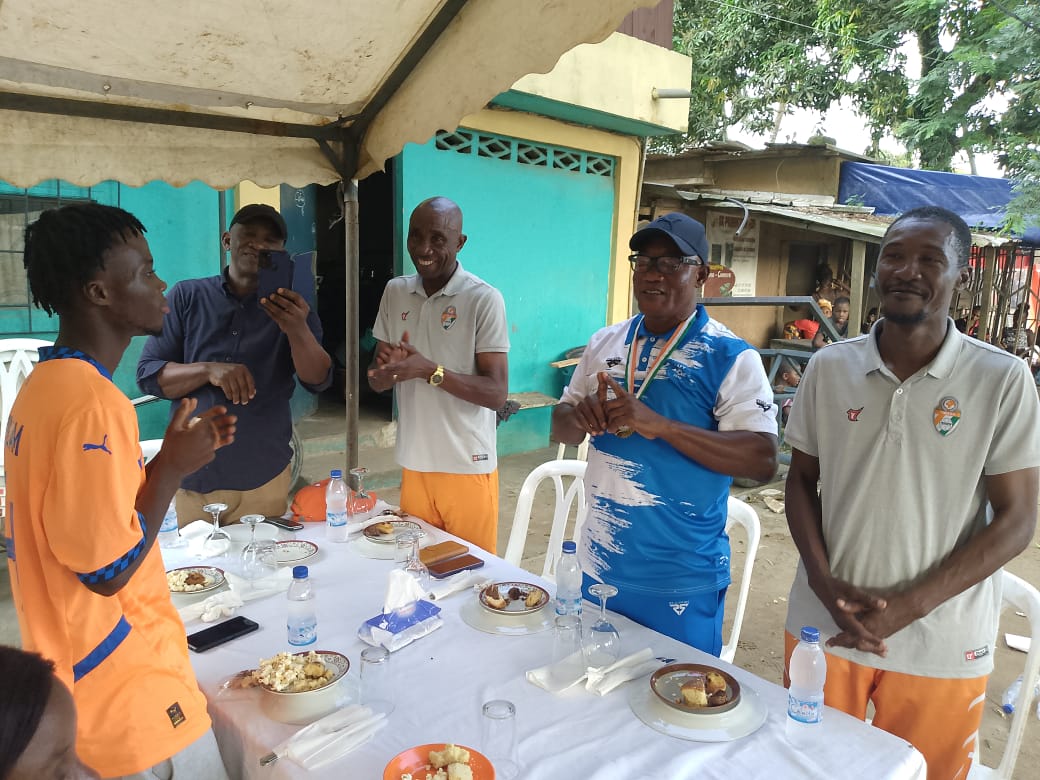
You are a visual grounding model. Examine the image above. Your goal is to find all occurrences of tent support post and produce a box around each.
[849,239,866,335]
[343,179,361,475]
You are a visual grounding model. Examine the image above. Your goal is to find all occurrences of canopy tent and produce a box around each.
[0,0,658,466]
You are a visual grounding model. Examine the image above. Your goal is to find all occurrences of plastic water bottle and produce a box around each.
[287,565,317,646]
[157,500,181,548]
[786,626,827,747]
[325,469,349,543]
[555,541,583,617]
[1001,673,1040,715]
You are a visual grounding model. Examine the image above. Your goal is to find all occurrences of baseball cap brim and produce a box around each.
[229,204,287,240]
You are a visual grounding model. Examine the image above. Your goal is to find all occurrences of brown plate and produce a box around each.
[650,663,741,715]
[478,581,550,616]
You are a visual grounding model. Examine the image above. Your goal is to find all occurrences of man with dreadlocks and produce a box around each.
[3,203,236,778]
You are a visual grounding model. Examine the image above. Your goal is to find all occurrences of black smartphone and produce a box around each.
[264,515,304,531]
[428,553,485,579]
[257,249,293,301]
[187,616,259,652]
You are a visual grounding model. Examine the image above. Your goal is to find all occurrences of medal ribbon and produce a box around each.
[624,310,698,399]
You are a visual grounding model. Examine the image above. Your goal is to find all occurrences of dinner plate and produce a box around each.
[362,519,422,544]
[478,581,550,616]
[274,539,318,564]
[650,663,741,714]
[383,743,494,780]
[460,596,553,636]
[224,522,280,544]
[628,678,767,742]
[166,565,226,594]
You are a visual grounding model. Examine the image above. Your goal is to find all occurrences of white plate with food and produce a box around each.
[362,519,423,544]
[166,566,226,594]
[460,595,554,636]
[478,581,550,616]
[247,650,351,724]
[273,539,318,564]
[650,663,741,714]
[628,671,766,742]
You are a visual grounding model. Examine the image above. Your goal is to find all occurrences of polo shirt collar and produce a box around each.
[630,304,707,344]
[406,261,468,298]
[220,267,257,301]
[866,317,962,379]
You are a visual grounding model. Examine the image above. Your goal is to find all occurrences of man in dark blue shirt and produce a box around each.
[137,204,332,525]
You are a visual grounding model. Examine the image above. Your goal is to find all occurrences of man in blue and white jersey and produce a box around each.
[551,213,778,654]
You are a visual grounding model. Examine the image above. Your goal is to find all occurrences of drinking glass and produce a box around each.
[549,615,585,686]
[584,583,621,670]
[240,537,277,580]
[200,502,231,558]
[359,646,394,716]
[481,699,519,779]
[397,531,430,592]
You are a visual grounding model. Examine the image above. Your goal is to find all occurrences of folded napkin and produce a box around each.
[273,704,387,770]
[180,519,230,558]
[225,568,292,602]
[357,570,443,651]
[177,568,292,623]
[585,648,660,696]
[527,648,660,696]
[426,571,489,601]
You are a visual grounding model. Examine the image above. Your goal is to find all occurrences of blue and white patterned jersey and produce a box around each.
[561,306,776,596]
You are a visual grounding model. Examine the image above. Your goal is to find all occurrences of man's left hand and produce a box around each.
[599,372,662,439]
[828,589,920,655]
[369,332,436,385]
[260,288,310,336]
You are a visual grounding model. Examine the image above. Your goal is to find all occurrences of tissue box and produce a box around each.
[364,600,440,634]
[358,600,442,652]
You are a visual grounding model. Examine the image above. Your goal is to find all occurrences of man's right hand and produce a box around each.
[207,362,256,405]
[816,575,890,657]
[160,398,237,476]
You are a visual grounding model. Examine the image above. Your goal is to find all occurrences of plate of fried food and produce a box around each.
[363,519,423,544]
[231,650,350,724]
[478,581,549,616]
[383,743,492,780]
[651,663,741,714]
[166,565,225,594]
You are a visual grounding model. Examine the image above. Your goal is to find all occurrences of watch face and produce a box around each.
[430,366,445,386]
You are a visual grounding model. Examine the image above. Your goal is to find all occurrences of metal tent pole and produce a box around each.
[343,179,360,473]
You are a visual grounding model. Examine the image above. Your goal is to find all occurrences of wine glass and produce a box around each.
[201,502,231,558]
[348,466,369,519]
[584,583,620,670]
[239,514,271,579]
[241,539,277,580]
[397,531,430,593]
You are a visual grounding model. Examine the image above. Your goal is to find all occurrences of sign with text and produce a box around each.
[706,210,759,297]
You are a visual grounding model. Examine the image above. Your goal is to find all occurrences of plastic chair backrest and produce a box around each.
[504,459,587,582]
[720,496,762,664]
[0,339,51,475]
[555,433,590,462]
[969,571,1040,779]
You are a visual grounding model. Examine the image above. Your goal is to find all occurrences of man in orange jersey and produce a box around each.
[3,204,236,778]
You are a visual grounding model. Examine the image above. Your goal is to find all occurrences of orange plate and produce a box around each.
[383,744,494,780]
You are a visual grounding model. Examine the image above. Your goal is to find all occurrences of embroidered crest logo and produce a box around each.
[933,396,961,436]
[846,407,864,422]
[669,601,689,616]
[400,311,409,321]
[441,305,457,330]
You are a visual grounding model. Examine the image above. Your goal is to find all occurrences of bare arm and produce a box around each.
[156,361,257,406]
[551,401,598,446]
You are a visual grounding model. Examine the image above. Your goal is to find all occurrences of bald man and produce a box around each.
[367,197,509,552]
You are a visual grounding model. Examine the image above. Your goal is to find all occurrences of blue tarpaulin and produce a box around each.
[839,162,1040,245]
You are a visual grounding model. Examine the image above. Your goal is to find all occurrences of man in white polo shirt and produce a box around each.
[784,206,1040,779]
[367,197,509,553]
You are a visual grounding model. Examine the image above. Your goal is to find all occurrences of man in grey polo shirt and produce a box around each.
[783,206,1040,778]
[367,197,509,553]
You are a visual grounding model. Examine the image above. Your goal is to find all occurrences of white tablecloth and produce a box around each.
[163,520,926,780]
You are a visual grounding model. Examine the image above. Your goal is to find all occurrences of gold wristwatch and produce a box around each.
[428,364,445,386]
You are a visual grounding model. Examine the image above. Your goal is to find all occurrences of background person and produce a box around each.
[367,197,509,553]
[812,296,850,350]
[552,213,778,654]
[138,204,332,525]
[783,206,1040,779]
[6,204,234,777]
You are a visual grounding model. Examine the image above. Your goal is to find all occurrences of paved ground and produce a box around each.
[2,400,1038,775]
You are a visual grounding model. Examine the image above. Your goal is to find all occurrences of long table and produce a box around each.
[163,520,927,780]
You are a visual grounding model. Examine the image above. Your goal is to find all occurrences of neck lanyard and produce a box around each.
[625,310,698,398]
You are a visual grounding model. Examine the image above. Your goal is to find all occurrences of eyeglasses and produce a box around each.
[627,253,703,274]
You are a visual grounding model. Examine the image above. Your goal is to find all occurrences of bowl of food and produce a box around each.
[479,581,550,616]
[650,663,741,715]
[166,566,225,594]
[254,650,350,724]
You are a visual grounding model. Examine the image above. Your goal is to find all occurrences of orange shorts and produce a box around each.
[784,631,987,780]
[400,468,499,554]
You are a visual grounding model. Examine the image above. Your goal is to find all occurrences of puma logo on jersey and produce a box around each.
[669,601,688,616]
[846,407,864,422]
[756,399,772,412]
[83,435,112,455]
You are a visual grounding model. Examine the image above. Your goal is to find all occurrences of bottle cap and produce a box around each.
[800,626,820,643]
[292,565,309,579]
[1002,703,1014,715]
[330,469,343,479]
[562,541,577,553]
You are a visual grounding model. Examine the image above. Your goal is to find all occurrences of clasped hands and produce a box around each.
[367,331,436,388]
[820,576,921,657]
[571,372,662,439]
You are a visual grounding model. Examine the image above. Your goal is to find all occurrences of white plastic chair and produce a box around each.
[969,570,1040,779]
[0,338,52,477]
[721,495,762,664]
[555,433,590,462]
[504,459,587,582]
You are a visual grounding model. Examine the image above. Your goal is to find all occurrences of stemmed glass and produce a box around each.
[348,466,369,519]
[397,531,430,593]
[584,583,621,670]
[239,514,273,579]
[201,502,231,558]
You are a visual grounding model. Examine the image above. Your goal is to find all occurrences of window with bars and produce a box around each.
[434,129,615,177]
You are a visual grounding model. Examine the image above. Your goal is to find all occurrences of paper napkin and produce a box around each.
[585,648,660,696]
[526,650,588,694]
[272,705,387,770]
[179,519,230,558]
[426,571,489,601]
[177,568,292,623]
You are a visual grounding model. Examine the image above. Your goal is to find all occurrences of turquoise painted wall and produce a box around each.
[398,131,615,454]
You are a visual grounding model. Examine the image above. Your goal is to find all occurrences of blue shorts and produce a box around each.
[582,573,726,656]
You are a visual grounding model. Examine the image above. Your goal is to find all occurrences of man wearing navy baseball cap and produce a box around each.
[552,212,778,654]
[138,203,332,525]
